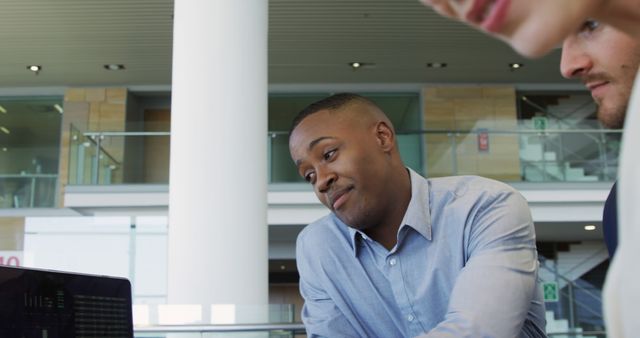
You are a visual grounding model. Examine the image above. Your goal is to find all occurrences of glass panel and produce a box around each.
[519,129,619,182]
[538,256,606,338]
[68,130,171,184]
[269,132,303,184]
[0,97,62,208]
[133,304,299,338]
[66,127,621,186]
[63,91,620,185]
[0,175,57,208]
[268,93,333,184]
[422,128,620,183]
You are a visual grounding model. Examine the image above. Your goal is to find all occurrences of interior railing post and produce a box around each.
[541,133,548,181]
[567,281,576,330]
[92,134,102,184]
[450,132,458,175]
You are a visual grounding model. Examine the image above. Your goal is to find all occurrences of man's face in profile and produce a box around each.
[561,21,640,128]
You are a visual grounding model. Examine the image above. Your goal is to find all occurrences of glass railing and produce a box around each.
[547,332,606,337]
[0,173,57,208]
[133,304,302,338]
[135,323,306,337]
[271,128,621,184]
[0,144,59,208]
[68,127,621,185]
[69,124,170,185]
[0,96,62,208]
[538,255,606,337]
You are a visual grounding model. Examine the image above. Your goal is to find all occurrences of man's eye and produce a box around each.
[304,172,315,184]
[323,149,336,160]
[581,19,600,32]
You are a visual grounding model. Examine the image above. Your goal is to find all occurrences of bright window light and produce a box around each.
[211,304,236,324]
[158,304,202,325]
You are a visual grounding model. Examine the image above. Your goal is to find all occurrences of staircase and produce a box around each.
[520,134,601,182]
[518,94,613,183]
[538,241,608,336]
[545,310,600,338]
[539,242,609,287]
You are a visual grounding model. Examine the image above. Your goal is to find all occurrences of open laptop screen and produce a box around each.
[0,265,133,338]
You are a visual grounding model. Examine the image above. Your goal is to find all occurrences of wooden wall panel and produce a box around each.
[423,86,522,181]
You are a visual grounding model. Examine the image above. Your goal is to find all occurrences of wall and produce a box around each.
[423,86,522,181]
[0,217,24,250]
[58,88,127,205]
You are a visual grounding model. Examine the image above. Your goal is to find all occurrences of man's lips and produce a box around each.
[465,0,510,33]
[466,0,491,24]
[328,187,353,210]
[586,81,609,97]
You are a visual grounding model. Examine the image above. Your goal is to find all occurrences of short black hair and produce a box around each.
[290,93,374,133]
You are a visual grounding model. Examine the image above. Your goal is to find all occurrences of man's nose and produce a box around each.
[560,38,592,79]
[316,167,337,194]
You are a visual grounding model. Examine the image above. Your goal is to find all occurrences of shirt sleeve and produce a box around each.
[416,188,543,338]
[296,231,362,338]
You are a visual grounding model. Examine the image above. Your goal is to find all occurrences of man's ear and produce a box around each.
[374,121,395,152]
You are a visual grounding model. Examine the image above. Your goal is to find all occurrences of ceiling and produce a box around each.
[0,0,577,88]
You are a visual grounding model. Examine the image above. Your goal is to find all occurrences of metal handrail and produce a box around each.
[76,131,121,166]
[270,128,623,136]
[551,282,603,321]
[0,174,58,178]
[542,136,601,163]
[539,256,603,304]
[521,161,564,181]
[134,324,607,336]
[134,323,306,333]
[561,247,608,278]
[83,131,170,137]
[520,96,599,143]
[538,255,604,329]
[547,330,606,337]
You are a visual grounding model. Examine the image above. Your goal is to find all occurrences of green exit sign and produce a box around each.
[532,116,548,130]
[542,282,559,302]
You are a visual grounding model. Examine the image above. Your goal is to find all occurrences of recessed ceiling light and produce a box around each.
[1,148,7,152]
[584,224,597,231]
[348,62,375,70]
[509,63,524,70]
[427,62,448,68]
[27,65,42,73]
[0,126,10,134]
[104,64,126,71]
[53,104,64,114]
[0,105,6,114]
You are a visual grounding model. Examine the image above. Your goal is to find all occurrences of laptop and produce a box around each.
[0,265,133,338]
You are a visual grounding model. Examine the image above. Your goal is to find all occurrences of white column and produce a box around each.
[167,0,269,321]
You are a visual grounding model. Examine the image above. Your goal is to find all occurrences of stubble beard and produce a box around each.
[596,94,627,129]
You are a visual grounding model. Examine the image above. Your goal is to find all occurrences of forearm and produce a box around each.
[416,252,539,337]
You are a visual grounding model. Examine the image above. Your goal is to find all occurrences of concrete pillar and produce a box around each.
[167,0,268,323]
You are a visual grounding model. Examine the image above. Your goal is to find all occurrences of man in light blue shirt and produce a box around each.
[289,93,546,338]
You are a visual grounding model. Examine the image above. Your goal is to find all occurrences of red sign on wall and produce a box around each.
[477,129,489,152]
[0,251,22,266]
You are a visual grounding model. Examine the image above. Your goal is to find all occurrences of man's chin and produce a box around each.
[598,107,626,129]
[337,214,366,231]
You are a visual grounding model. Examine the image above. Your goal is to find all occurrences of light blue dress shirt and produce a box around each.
[296,169,546,338]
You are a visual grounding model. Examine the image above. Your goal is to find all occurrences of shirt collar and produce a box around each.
[347,168,432,256]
